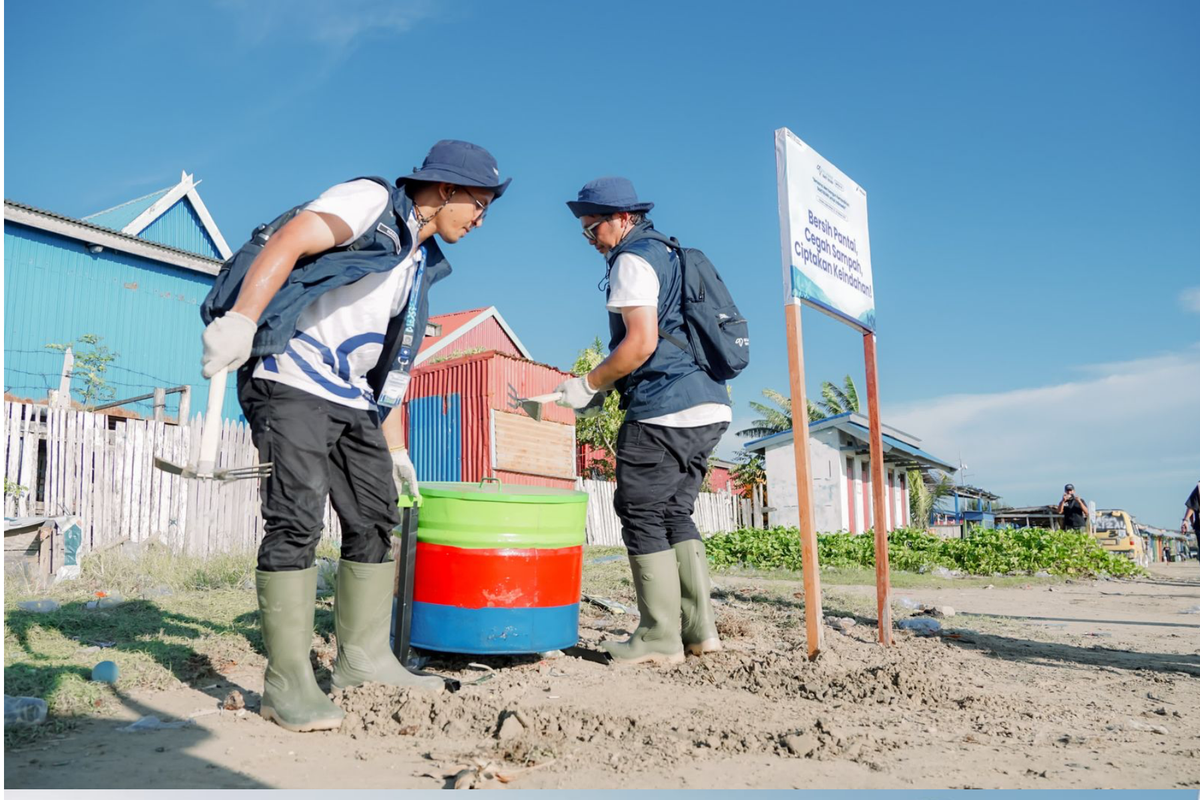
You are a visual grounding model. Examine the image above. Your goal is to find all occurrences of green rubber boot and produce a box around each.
[256,567,345,733]
[601,550,685,665]
[331,560,444,694]
[674,539,722,656]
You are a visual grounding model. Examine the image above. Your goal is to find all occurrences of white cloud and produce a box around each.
[1182,286,1200,314]
[886,345,1200,526]
[215,0,438,49]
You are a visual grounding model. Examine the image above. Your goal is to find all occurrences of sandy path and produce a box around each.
[7,563,1200,790]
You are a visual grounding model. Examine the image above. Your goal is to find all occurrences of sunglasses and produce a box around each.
[463,188,490,221]
[582,215,613,243]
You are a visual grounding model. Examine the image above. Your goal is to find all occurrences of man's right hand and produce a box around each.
[201,311,257,378]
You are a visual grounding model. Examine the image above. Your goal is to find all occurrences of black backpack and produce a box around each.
[653,235,750,381]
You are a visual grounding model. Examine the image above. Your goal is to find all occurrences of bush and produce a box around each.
[704,525,1142,578]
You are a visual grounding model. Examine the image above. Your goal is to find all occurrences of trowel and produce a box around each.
[153,366,273,481]
[516,392,562,422]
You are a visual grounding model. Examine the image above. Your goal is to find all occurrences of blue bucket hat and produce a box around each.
[566,176,654,218]
[399,139,511,199]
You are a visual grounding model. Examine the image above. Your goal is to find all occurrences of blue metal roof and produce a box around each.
[82,186,172,232]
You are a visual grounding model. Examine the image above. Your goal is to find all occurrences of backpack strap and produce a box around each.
[655,235,697,355]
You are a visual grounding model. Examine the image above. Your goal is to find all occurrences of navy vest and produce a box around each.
[201,178,451,408]
[606,222,730,421]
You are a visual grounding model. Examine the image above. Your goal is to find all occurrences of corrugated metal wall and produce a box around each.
[405,354,492,482]
[3,224,238,419]
[137,199,222,260]
[403,351,579,488]
[408,394,462,481]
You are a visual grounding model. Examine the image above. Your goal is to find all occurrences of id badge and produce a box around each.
[378,370,411,408]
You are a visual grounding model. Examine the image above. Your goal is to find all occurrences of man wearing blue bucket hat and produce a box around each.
[199,140,510,731]
[558,177,733,665]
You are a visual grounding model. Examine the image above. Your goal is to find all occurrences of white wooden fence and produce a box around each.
[3,401,342,558]
[576,478,755,547]
[4,399,767,559]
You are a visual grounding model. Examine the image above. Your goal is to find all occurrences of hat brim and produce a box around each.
[565,200,654,218]
[400,168,511,199]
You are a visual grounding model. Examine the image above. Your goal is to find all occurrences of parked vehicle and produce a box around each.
[1092,509,1149,567]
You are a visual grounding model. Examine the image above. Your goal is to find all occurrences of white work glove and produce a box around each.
[201,311,257,379]
[555,375,598,409]
[576,389,609,420]
[390,447,421,503]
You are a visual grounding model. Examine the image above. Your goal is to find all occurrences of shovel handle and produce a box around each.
[196,367,227,475]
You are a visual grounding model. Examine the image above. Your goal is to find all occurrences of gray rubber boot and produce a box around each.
[601,550,685,665]
[331,559,444,694]
[674,539,722,655]
[256,567,345,733]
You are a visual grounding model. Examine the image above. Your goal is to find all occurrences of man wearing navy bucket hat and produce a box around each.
[558,177,734,665]
[199,140,510,731]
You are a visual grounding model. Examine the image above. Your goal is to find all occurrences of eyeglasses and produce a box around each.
[463,188,490,221]
[582,215,612,242]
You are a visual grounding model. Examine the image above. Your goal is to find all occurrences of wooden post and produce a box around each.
[153,388,166,422]
[785,303,824,659]
[863,331,893,646]
[57,346,74,404]
[178,386,191,426]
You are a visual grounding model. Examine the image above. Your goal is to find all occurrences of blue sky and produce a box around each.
[4,1,1198,525]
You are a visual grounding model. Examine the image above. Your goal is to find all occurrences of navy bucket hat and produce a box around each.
[399,139,511,199]
[566,176,654,218]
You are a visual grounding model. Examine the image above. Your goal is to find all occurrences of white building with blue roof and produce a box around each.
[744,412,956,534]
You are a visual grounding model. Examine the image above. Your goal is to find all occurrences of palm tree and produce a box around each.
[817,374,859,418]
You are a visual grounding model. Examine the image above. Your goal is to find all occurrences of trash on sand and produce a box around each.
[17,599,59,613]
[539,649,565,659]
[222,690,245,711]
[1084,632,1114,638]
[1179,605,1200,615]
[585,555,624,565]
[5,696,48,727]
[446,756,557,789]
[91,661,120,684]
[897,617,942,636]
[582,594,633,615]
[825,616,857,633]
[117,715,194,733]
[898,598,921,610]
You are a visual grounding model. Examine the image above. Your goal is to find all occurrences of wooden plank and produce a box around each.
[17,405,35,517]
[492,412,576,479]
[784,303,824,660]
[4,404,19,517]
[863,331,893,647]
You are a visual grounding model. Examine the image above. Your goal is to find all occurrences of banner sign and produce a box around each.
[775,128,876,331]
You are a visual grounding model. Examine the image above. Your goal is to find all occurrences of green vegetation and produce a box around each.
[45,333,118,408]
[704,525,1143,578]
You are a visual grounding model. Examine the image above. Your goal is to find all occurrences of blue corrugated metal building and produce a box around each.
[3,171,242,419]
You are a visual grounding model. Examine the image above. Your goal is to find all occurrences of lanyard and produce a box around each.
[378,245,427,408]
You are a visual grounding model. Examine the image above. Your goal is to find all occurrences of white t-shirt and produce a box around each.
[253,179,421,410]
[606,252,732,428]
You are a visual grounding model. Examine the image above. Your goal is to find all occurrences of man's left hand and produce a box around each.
[555,376,597,409]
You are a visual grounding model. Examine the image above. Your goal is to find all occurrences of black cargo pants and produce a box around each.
[239,376,399,572]
[613,420,728,556]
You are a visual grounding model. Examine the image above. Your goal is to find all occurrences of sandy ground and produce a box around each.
[6,562,1200,790]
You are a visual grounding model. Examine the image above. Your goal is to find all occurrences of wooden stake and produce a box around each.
[784,303,824,659]
[863,331,893,646]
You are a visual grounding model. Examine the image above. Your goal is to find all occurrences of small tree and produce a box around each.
[571,337,625,480]
[730,449,765,499]
[908,468,954,529]
[45,334,118,408]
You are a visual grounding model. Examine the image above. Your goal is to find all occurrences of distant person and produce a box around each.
[1184,480,1200,554]
[1057,484,1089,530]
